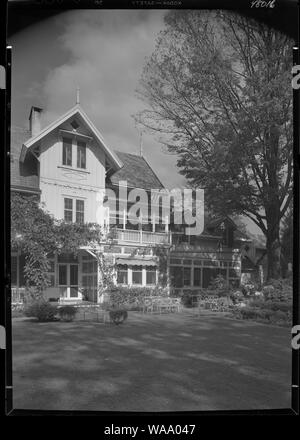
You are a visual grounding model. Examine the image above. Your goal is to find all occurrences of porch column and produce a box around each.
[142,267,146,287]
[123,209,126,230]
[152,213,155,232]
[97,254,103,304]
[165,215,169,233]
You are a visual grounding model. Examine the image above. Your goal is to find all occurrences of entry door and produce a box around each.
[58,264,79,298]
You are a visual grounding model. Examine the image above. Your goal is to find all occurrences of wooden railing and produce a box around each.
[116,229,171,245]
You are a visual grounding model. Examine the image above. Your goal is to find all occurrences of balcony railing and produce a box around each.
[116,228,171,245]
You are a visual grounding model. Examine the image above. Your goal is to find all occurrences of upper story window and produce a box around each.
[76,199,84,224]
[62,137,87,169]
[62,138,72,166]
[77,141,86,169]
[64,198,73,222]
[64,197,85,224]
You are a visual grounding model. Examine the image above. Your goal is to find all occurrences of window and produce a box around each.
[77,141,86,169]
[132,265,142,285]
[222,226,234,247]
[170,258,182,265]
[170,266,183,288]
[193,267,201,287]
[64,198,73,222]
[183,267,191,286]
[76,199,84,224]
[146,267,156,285]
[58,265,67,285]
[62,137,72,166]
[64,198,85,223]
[117,265,128,285]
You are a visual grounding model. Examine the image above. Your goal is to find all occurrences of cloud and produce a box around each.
[11,10,186,188]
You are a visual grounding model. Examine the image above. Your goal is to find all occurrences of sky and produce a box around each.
[8,9,261,236]
[9,9,186,190]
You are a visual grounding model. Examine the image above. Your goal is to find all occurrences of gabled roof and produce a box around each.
[109,151,164,190]
[10,126,165,194]
[20,104,123,171]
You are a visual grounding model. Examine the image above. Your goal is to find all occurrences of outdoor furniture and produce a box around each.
[142,298,155,314]
[142,297,182,314]
[82,308,109,323]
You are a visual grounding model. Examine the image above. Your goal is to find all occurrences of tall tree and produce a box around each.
[280,208,293,277]
[136,11,293,280]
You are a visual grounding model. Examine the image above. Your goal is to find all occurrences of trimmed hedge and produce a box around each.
[104,286,169,310]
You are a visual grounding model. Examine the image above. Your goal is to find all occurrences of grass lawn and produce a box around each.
[12,311,291,412]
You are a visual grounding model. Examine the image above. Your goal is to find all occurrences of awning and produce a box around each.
[116,258,157,267]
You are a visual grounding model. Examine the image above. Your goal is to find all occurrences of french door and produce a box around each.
[58,264,79,299]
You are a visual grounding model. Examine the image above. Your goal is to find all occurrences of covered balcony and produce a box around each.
[115,228,171,245]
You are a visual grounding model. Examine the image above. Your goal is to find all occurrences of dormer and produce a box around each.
[20,104,123,174]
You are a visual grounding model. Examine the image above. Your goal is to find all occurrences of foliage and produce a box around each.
[109,309,128,325]
[250,299,292,313]
[11,194,56,295]
[11,193,114,299]
[280,208,293,276]
[24,299,57,322]
[262,278,292,301]
[233,306,291,326]
[58,305,77,322]
[104,286,169,310]
[231,280,292,326]
[241,283,258,296]
[180,291,196,308]
[136,10,293,279]
[153,246,169,287]
[208,274,231,297]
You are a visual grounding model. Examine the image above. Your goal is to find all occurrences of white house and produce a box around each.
[11,101,254,303]
[11,103,170,303]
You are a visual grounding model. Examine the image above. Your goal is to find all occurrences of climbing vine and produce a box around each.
[11,193,115,297]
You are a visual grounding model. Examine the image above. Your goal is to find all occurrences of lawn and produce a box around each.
[12,311,291,412]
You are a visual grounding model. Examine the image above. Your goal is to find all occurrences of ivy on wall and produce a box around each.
[11,193,115,297]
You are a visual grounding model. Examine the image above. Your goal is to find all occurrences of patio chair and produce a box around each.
[142,298,155,314]
[169,298,182,313]
[156,298,171,314]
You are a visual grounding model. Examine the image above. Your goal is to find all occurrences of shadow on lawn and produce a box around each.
[12,313,291,411]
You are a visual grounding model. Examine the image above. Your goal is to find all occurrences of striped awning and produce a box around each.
[116,258,157,266]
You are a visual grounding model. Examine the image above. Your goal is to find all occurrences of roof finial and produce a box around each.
[139,131,143,156]
[76,86,80,105]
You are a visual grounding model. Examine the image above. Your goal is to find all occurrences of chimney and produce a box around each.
[29,106,43,136]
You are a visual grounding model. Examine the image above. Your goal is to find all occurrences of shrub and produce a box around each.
[208,275,231,297]
[58,305,77,322]
[240,307,258,320]
[263,278,292,302]
[241,283,258,297]
[24,300,57,322]
[109,309,128,325]
[104,286,169,310]
[181,291,195,308]
[230,290,244,304]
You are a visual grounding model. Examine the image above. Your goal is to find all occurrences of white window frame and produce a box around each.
[60,134,88,171]
[63,196,86,223]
